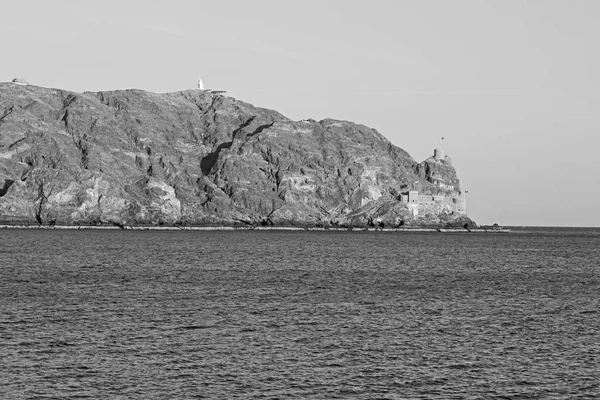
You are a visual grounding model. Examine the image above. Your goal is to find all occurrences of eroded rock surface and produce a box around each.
[0,83,474,228]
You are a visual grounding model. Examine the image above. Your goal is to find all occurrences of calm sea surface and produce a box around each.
[1,228,599,399]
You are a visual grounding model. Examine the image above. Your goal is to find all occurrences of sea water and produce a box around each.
[1,228,599,399]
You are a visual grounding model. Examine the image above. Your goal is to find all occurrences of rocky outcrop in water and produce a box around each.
[0,82,474,228]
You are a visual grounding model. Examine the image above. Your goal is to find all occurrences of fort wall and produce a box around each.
[400,191,466,216]
[398,147,467,218]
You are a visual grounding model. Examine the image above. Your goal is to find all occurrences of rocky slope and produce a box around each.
[0,83,474,228]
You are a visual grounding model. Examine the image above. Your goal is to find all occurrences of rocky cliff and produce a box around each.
[0,83,474,228]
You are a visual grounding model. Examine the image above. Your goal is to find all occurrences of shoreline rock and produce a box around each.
[1,83,475,228]
[0,223,510,234]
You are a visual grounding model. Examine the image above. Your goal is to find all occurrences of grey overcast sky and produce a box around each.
[2,0,599,226]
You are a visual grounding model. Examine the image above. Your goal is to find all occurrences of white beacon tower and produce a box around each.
[198,78,204,90]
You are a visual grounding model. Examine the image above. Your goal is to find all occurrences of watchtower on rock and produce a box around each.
[434,148,445,161]
[434,136,445,161]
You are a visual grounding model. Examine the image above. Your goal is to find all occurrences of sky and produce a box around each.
[2,0,599,227]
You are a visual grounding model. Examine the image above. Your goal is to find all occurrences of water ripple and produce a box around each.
[1,229,599,398]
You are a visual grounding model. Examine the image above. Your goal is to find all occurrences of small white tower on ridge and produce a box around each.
[11,78,29,86]
[198,78,204,90]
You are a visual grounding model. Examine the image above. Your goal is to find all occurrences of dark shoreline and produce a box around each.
[0,224,511,233]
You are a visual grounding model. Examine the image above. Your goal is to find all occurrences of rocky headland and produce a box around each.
[0,82,475,229]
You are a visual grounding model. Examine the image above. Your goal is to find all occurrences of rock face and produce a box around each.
[0,82,474,228]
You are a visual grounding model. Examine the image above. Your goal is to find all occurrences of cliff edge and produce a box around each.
[0,82,474,228]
